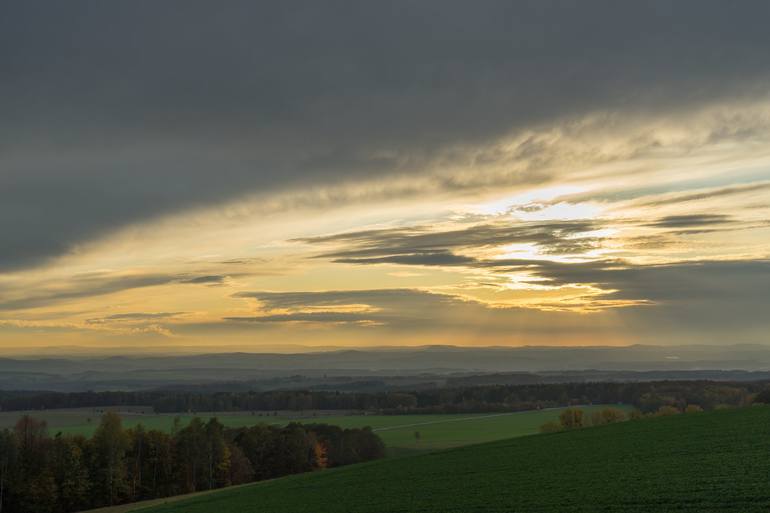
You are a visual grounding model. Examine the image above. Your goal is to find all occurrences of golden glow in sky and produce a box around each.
[2,104,769,351]
[2,3,770,352]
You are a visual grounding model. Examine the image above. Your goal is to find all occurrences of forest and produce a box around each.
[0,413,384,513]
[0,380,764,415]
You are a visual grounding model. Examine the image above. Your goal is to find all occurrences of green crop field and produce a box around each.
[0,408,295,437]
[0,405,624,456]
[135,406,770,513]
[314,407,627,455]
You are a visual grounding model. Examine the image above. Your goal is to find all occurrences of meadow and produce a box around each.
[138,406,770,513]
[0,405,624,455]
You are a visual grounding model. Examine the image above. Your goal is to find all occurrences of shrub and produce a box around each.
[590,407,626,426]
[539,421,562,434]
[654,405,680,417]
[559,408,584,430]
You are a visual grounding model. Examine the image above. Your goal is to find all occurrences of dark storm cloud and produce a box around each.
[233,289,434,309]
[483,258,770,332]
[230,288,466,326]
[544,259,770,336]
[0,273,233,311]
[0,274,180,311]
[645,214,734,228]
[637,182,770,207]
[334,251,478,266]
[230,259,770,337]
[529,259,770,305]
[2,1,770,270]
[298,221,600,262]
[104,312,183,321]
[227,287,602,335]
[292,214,770,327]
[225,312,378,324]
[180,275,227,285]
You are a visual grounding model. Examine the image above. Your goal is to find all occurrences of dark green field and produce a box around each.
[139,406,770,513]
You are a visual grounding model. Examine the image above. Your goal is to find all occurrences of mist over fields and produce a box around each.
[4,344,770,392]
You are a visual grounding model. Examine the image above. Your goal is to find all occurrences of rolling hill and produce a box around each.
[134,406,770,513]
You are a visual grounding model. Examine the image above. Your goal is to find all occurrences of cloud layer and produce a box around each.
[1,2,769,349]
[3,1,770,269]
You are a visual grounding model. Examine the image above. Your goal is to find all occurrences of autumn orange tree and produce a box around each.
[558,408,584,430]
[590,407,626,426]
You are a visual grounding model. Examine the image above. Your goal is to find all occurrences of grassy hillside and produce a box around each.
[139,406,770,513]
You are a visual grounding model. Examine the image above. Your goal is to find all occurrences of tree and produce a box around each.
[50,434,90,512]
[0,415,385,511]
[753,389,770,404]
[654,405,681,417]
[126,425,146,501]
[204,419,231,490]
[16,472,57,513]
[312,437,328,469]
[126,425,176,501]
[139,430,175,499]
[590,407,626,426]
[232,424,277,480]
[14,416,48,457]
[90,412,130,506]
[559,408,584,430]
[13,416,56,513]
[174,417,207,493]
[227,443,254,485]
[384,393,418,410]
[350,427,385,462]
[0,430,17,513]
[272,424,314,476]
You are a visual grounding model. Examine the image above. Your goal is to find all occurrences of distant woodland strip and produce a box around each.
[1,380,766,415]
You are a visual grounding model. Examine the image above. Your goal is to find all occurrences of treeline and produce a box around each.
[540,403,706,433]
[539,406,627,433]
[0,390,168,411]
[0,413,384,513]
[400,380,761,414]
[1,380,765,415]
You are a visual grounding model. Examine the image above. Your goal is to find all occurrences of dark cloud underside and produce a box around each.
[228,259,770,338]
[298,221,601,262]
[2,1,770,269]
[0,273,230,311]
[645,214,733,228]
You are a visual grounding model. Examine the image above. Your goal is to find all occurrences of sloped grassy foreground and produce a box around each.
[142,407,770,513]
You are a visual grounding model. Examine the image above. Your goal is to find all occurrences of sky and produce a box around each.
[1,1,769,351]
